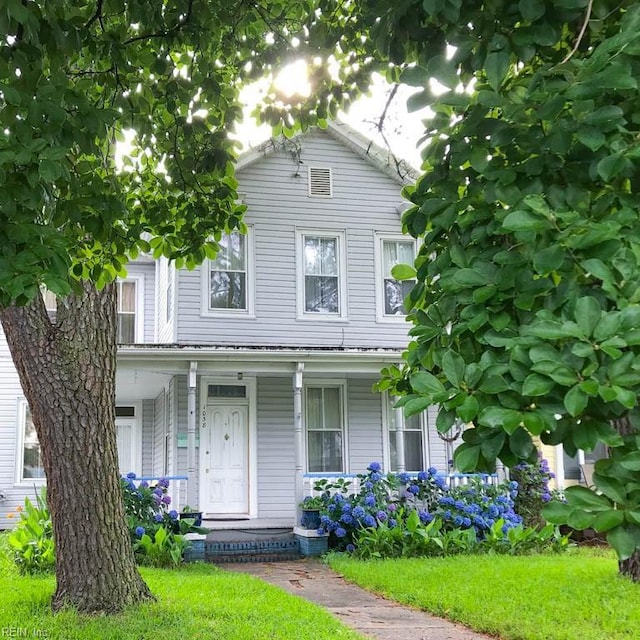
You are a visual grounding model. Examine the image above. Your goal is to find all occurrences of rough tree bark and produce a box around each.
[613,415,640,582]
[0,282,153,612]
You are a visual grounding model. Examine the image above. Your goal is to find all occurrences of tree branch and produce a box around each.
[85,0,104,29]
[561,0,594,64]
[122,0,194,45]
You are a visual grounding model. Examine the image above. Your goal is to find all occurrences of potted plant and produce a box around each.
[299,495,325,530]
[180,505,203,527]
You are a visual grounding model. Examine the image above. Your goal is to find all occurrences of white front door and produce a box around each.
[202,404,249,514]
[116,418,139,475]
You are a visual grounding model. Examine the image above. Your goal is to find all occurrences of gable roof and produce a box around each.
[236,120,418,186]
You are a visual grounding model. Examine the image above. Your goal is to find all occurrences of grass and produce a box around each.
[0,534,361,640]
[328,548,640,640]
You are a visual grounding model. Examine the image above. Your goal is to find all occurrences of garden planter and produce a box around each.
[180,511,203,527]
[300,508,321,530]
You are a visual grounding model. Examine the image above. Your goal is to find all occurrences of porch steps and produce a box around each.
[205,527,301,564]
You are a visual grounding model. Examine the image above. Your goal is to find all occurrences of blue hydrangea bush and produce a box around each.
[509,456,555,528]
[314,462,568,557]
[122,473,205,567]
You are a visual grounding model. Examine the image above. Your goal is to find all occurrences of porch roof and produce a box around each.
[115,344,404,401]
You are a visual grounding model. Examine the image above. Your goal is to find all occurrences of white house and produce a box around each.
[0,122,459,529]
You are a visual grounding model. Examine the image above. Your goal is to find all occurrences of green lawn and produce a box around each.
[0,535,361,640]
[328,548,639,640]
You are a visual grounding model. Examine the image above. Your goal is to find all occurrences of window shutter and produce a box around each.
[308,166,332,197]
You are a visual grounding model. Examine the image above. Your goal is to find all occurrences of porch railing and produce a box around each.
[130,475,189,512]
[303,471,501,499]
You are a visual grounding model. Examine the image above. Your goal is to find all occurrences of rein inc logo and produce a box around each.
[1,630,47,638]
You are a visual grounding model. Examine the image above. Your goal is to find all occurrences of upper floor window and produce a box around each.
[306,385,345,473]
[376,235,416,321]
[117,276,144,343]
[297,230,347,319]
[203,230,253,315]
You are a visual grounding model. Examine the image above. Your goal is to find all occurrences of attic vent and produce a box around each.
[308,166,332,197]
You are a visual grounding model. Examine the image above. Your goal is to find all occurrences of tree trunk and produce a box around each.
[0,282,153,613]
[612,415,640,582]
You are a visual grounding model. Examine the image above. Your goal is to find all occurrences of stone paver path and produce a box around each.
[226,559,497,640]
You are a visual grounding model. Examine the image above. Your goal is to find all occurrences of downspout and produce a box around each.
[293,362,304,522]
[393,394,406,473]
[187,361,198,508]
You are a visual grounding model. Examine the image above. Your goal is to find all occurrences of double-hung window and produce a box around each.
[306,386,344,472]
[387,395,425,472]
[297,230,346,318]
[117,277,144,343]
[205,230,252,314]
[18,400,45,481]
[377,236,416,320]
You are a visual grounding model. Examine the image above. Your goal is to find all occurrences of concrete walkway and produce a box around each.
[226,559,496,640]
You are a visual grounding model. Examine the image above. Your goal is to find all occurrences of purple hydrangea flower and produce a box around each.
[158,477,170,488]
[541,492,552,503]
[376,511,388,522]
[161,495,171,505]
[139,480,149,489]
[387,503,397,512]
[169,510,178,519]
[153,487,163,497]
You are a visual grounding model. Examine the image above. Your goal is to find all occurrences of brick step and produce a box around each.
[205,536,301,564]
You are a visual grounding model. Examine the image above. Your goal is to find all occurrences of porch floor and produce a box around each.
[202,517,294,531]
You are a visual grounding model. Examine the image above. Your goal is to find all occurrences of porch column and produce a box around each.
[555,444,565,490]
[187,361,198,508]
[393,394,406,473]
[293,363,305,518]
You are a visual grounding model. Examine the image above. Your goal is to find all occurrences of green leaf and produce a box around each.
[458,395,479,422]
[592,509,625,532]
[442,351,465,387]
[576,127,606,151]
[519,0,545,21]
[592,475,627,505]
[542,500,573,524]
[522,373,556,396]
[480,432,506,461]
[502,210,549,232]
[404,396,432,417]
[453,443,481,472]
[410,371,446,396]
[597,153,628,182]
[565,485,612,511]
[564,385,588,416]
[478,406,522,432]
[532,246,564,274]
[567,508,595,530]
[485,51,510,91]
[451,268,488,287]
[391,264,416,280]
[38,160,62,182]
[619,451,640,472]
[509,428,535,458]
[607,525,638,560]
[574,297,601,337]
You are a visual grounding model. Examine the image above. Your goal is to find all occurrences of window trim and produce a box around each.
[200,226,255,318]
[304,380,348,474]
[117,274,145,343]
[15,398,45,485]
[374,233,417,323]
[296,228,348,321]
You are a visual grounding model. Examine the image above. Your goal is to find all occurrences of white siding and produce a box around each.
[256,377,295,519]
[156,258,175,343]
[425,405,451,472]
[126,260,156,343]
[176,130,411,348]
[347,378,384,473]
[0,332,30,529]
